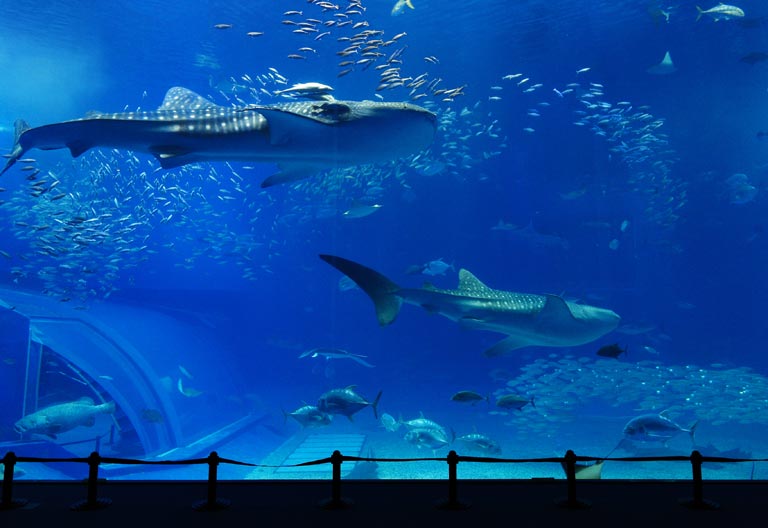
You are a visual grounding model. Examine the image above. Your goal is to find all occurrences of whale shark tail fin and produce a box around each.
[1,119,31,176]
[319,254,403,326]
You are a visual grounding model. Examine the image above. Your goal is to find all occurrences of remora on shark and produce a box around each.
[319,254,620,356]
[1,87,437,187]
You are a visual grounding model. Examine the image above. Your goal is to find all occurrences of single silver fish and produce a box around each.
[622,412,698,444]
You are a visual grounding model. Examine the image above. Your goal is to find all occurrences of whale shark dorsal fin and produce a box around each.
[159,87,222,111]
[457,269,492,293]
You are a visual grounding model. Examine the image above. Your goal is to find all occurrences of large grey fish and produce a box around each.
[1,87,437,187]
[14,397,116,439]
[622,413,699,444]
[456,432,502,455]
[318,254,621,356]
[404,427,452,450]
[317,386,382,420]
[283,404,333,428]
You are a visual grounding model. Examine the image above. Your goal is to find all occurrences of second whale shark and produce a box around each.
[1,87,437,187]
[319,254,621,356]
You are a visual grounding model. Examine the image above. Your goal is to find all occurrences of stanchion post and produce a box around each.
[318,450,353,509]
[436,450,469,510]
[192,451,231,511]
[679,450,719,510]
[1,452,28,510]
[71,451,111,511]
[555,450,590,509]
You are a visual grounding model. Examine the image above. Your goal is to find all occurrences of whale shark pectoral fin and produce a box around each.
[258,106,338,145]
[67,141,91,158]
[260,164,319,188]
[539,294,576,322]
[483,336,533,357]
[458,315,487,329]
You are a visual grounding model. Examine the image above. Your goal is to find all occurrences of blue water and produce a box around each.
[1,0,767,480]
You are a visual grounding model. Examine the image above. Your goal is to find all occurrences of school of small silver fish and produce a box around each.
[495,354,768,448]
[0,0,689,304]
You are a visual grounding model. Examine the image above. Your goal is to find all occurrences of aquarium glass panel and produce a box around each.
[0,0,765,481]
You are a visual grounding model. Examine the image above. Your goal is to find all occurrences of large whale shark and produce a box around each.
[319,254,621,356]
[0,87,437,187]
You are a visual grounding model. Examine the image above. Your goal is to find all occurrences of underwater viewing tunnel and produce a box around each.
[0,288,262,478]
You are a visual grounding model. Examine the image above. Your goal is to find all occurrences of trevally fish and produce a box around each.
[380,412,401,432]
[283,404,333,427]
[405,258,455,277]
[456,432,501,455]
[450,390,488,405]
[495,393,535,410]
[14,397,116,439]
[317,386,382,420]
[404,427,453,450]
[399,413,448,433]
[622,412,699,444]
[319,254,621,356]
[1,87,437,188]
[696,3,745,22]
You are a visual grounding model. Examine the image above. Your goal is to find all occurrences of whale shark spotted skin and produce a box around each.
[1,87,437,187]
[319,254,621,356]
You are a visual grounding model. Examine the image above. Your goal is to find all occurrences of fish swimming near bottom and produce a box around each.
[1,87,437,188]
[456,432,501,455]
[596,343,627,358]
[319,254,621,356]
[404,427,453,450]
[14,397,116,439]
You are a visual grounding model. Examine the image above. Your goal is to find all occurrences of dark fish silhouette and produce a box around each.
[596,343,627,358]
[740,52,768,65]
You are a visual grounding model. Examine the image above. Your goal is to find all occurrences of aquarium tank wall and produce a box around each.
[0,0,766,481]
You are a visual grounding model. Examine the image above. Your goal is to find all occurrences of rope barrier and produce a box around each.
[2,447,762,512]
